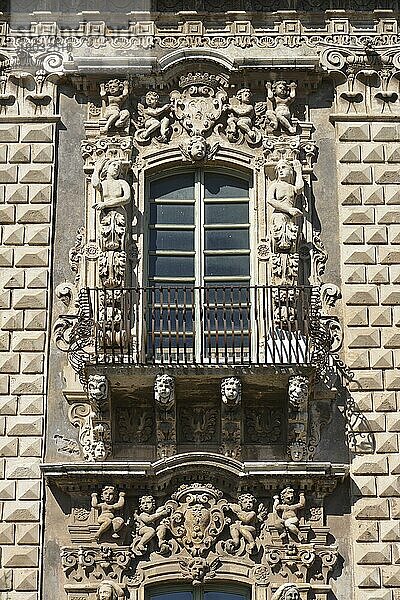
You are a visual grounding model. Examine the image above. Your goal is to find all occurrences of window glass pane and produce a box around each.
[205,173,248,198]
[205,229,249,250]
[205,203,248,224]
[150,204,194,225]
[205,594,247,600]
[150,230,194,251]
[149,255,195,278]
[205,254,250,277]
[150,173,195,200]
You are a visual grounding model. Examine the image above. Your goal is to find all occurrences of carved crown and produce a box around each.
[179,72,227,90]
[171,482,223,502]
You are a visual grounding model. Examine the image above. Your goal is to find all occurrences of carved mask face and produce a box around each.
[88,376,108,401]
[94,441,107,461]
[222,379,239,401]
[191,559,206,582]
[101,487,116,503]
[190,139,207,161]
[98,584,114,600]
[156,378,173,401]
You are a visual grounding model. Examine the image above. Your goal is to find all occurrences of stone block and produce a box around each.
[5,458,41,480]
[352,476,377,497]
[0,331,10,350]
[381,521,400,542]
[343,207,375,224]
[370,350,393,369]
[379,248,400,264]
[394,307,400,326]
[18,395,43,415]
[368,266,389,284]
[346,307,369,326]
[2,268,25,287]
[344,247,376,265]
[364,145,385,163]
[0,249,13,267]
[370,307,392,327]
[383,332,400,348]
[0,353,19,373]
[24,310,47,330]
[378,474,400,495]
[366,227,388,244]
[20,123,52,143]
[0,165,17,183]
[16,480,41,501]
[0,568,13,591]
[385,187,400,205]
[9,375,44,395]
[0,394,17,415]
[381,288,400,305]
[353,455,388,475]
[354,498,389,519]
[341,187,362,205]
[356,543,391,564]
[1,310,23,330]
[350,370,383,390]
[25,225,50,246]
[12,290,47,310]
[19,437,42,458]
[391,266,400,284]
[2,224,25,245]
[17,204,51,224]
[347,350,370,369]
[0,522,15,544]
[16,523,39,545]
[357,567,381,587]
[0,204,15,224]
[0,289,11,307]
[386,370,400,390]
[19,165,52,184]
[14,248,48,268]
[2,546,39,568]
[29,184,52,203]
[0,480,15,500]
[343,226,364,244]
[0,124,19,142]
[0,144,6,162]
[352,391,373,411]
[20,354,44,375]
[387,414,400,433]
[364,187,385,205]
[339,123,370,141]
[6,416,43,437]
[8,143,31,163]
[374,392,397,411]
[348,328,380,348]
[372,124,400,141]
[25,268,48,288]
[0,436,18,456]
[339,144,361,162]
[14,569,38,592]
[356,523,381,546]
[11,332,45,352]
[382,567,400,587]
[375,167,400,185]
[346,286,378,305]
[32,143,53,163]
[5,184,29,203]
[345,265,366,284]
[378,208,400,224]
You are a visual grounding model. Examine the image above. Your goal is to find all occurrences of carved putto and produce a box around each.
[154,374,175,406]
[226,88,263,145]
[266,81,297,135]
[135,90,172,143]
[227,493,266,554]
[272,487,306,544]
[221,377,241,406]
[91,485,125,543]
[132,495,171,555]
[100,79,130,135]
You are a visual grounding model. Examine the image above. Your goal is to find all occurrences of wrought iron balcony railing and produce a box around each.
[86,284,316,366]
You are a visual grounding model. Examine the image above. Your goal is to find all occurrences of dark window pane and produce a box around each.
[205,594,247,600]
[204,285,250,304]
[148,286,195,304]
[205,255,250,277]
[150,173,195,200]
[205,173,248,198]
[150,229,194,251]
[205,229,249,250]
[150,204,194,225]
[205,203,248,224]
[149,255,195,278]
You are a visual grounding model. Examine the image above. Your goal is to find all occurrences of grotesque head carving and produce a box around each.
[88,374,109,403]
[288,375,309,409]
[154,374,175,405]
[187,135,207,161]
[221,377,241,405]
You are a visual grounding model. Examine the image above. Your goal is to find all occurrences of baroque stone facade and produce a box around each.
[0,3,400,600]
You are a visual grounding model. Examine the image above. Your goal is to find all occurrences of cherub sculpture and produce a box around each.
[271,583,300,600]
[226,88,262,144]
[227,493,266,553]
[135,91,171,143]
[272,487,306,543]
[267,159,304,254]
[154,374,175,406]
[91,158,131,252]
[91,485,125,543]
[180,135,219,162]
[100,79,130,135]
[266,80,297,135]
[221,377,241,406]
[133,495,171,554]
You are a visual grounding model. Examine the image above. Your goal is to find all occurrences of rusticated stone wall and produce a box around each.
[336,120,400,597]
[0,110,56,597]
